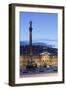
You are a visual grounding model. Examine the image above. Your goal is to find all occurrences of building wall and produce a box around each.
[51,56,58,67]
[40,53,50,67]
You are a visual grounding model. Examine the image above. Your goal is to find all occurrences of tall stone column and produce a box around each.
[26,21,37,69]
[29,21,32,61]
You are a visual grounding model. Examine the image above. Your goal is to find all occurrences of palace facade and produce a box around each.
[20,51,58,69]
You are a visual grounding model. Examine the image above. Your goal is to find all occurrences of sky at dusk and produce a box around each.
[20,12,58,48]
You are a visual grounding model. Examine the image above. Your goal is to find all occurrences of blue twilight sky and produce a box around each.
[20,12,58,48]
